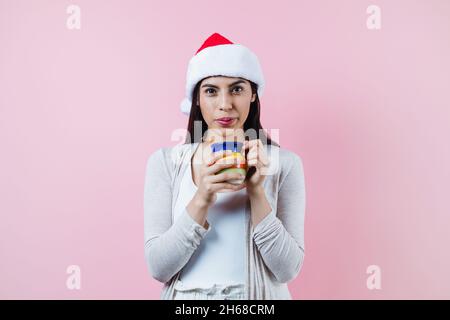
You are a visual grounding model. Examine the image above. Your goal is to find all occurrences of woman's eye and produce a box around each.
[232,86,243,94]
[205,88,216,95]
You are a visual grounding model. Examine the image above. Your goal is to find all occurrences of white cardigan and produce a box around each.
[144,142,306,299]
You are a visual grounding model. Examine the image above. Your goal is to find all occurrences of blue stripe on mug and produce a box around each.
[211,141,243,153]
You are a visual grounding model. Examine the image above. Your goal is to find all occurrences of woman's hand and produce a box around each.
[243,139,271,195]
[194,149,247,209]
[187,143,246,229]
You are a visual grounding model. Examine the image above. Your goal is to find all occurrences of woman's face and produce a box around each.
[198,76,256,133]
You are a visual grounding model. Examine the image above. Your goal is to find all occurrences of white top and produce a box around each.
[173,161,247,289]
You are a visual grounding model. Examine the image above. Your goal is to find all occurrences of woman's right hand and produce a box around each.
[194,149,247,208]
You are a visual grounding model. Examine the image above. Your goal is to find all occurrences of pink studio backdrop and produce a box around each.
[1,0,449,299]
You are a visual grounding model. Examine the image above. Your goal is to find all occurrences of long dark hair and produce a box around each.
[184,78,279,146]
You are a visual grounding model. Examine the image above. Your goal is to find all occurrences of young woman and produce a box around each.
[144,33,306,300]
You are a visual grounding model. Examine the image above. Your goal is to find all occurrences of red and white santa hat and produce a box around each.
[180,33,265,115]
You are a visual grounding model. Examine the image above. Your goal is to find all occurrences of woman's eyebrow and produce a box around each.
[229,80,246,86]
[201,80,246,89]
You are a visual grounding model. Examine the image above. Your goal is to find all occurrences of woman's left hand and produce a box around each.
[242,139,271,193]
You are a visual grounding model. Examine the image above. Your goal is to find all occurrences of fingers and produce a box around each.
[205,150,233,166]
[243,139,270,168]
[214,153,246,166]
[247,157,258,167]
[243,139,263,151]
[207,171,246,184]
[243,139,262,158]
[246,150,258,161]
[205,161,241,176]
[201,170,246,195]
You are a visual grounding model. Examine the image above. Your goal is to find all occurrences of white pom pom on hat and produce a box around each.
[180,33,265,115]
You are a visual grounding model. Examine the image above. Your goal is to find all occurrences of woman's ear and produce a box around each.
[251,93,256,103]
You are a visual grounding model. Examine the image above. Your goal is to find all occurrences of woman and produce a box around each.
[144,33,306,300]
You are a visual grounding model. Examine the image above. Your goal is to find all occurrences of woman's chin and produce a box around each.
[211,126,245,136]
[204,125,245,143]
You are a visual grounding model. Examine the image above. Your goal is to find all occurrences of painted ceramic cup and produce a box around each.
[211,141,247,185]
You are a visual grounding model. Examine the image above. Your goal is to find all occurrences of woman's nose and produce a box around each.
[218,93,233,111]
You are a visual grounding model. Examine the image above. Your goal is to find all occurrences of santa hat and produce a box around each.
[180,33,265,115]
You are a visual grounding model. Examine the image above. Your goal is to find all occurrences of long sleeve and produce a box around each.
[144,149,210,283]
[251,153,306,283]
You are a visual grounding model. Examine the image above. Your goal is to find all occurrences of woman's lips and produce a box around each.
[215,117,237,127]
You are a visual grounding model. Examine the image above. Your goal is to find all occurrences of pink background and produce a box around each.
[1,0,449,299]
